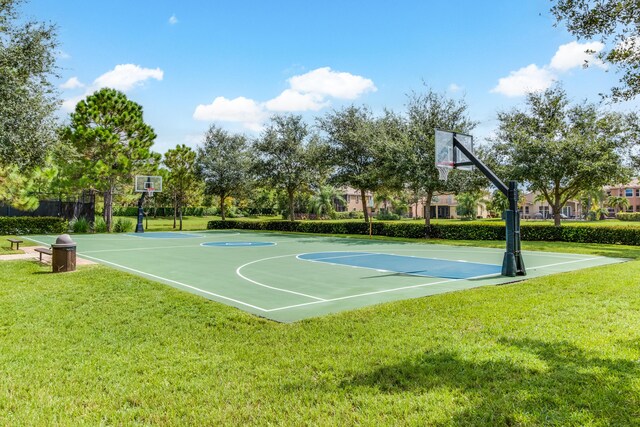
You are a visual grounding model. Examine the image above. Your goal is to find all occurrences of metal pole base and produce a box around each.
[135,193,145,233]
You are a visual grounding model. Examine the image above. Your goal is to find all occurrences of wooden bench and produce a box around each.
[7,238,23,250]
[34,247,52,262]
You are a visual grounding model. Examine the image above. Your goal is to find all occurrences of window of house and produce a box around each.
[625,188,633,197]
[524,206,529,214]
[637,205,640,212]
[636,189,640,197]
[606,190,611,196]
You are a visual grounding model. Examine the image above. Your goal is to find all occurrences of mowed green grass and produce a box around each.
[1,237,639,425]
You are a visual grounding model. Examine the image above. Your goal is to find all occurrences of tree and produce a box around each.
[486,190,509,218]
[317,106,385,223]
[196,125,250,221]
[491,86,633,226]
[60,88,160,232]
[253,114,312,221]
[402,88,477,225]
[164,144,200,231]
[309,185,345,219]
[0,0,59,171]
[0,162,56,210]
[551,0,640,101]
[455,191,484,221]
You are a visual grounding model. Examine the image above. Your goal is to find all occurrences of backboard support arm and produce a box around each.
[453,135,526,277]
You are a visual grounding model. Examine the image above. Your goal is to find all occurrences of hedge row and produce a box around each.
[617,212,640,221]
[0,216,68,235]
[207,220,640,245]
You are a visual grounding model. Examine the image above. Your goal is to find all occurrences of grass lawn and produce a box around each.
[0,233,639,425]
[0,235,38,254]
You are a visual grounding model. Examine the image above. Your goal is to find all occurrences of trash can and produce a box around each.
[51,234,77,273]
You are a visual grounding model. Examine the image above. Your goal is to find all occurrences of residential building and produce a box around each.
[520,192,582,219]
[604,178,640,214]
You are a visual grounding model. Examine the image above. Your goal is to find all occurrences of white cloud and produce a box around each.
[549,41,606,71]
[491,64,556,97]
[60,77,84,90]
[61,64,164,111]
[192,67,375,130]
[93,64,163,92]
[62,95,84,112]
[289,67,377,99]
[448,83,462,93]
[492,40,610,98]
[169,14,178,25]
[193,96,266,131]
[265,89,329,112]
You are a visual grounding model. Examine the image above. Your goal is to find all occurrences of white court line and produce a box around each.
[296,252,501,274]
[528,257,604,270]
[24,236,271,311]
[24,236,616,314]
[265,272,502,312]
[236,255,326,301]
[297,252,374,261]
[265,255,613,312]
[76,253,271,312]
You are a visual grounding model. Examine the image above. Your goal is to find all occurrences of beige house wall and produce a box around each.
[604,179,640,214]
[334,179,640,220]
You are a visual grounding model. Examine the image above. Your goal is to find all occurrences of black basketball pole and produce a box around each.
[135,177,151,233]
[453,135,526,277]
[135,191,146,233]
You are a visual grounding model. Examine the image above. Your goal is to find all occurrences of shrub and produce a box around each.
[70,217,90,233]
[93,217,107,233]
[113,217,134,233]
[0,217,68,235]
[617,212,640,221]
[206,219,640,245]
[376,212,401,221]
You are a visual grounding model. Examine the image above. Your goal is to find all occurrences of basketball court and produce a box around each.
[24,231,626,322]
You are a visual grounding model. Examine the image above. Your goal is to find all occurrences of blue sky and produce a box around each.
[25,0,637,154]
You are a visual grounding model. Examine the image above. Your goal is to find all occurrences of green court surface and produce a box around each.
[25,231,627,322]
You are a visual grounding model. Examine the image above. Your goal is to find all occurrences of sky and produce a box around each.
[23,0,639,155]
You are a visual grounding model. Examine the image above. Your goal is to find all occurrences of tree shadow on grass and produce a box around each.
[341,338,640,426]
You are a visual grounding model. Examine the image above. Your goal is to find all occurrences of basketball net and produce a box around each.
[436,164,452,181]
[146,187,155,198]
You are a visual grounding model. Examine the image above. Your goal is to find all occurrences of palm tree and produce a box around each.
[309,185,345,219]
[606,195,630,214]
[579,188,607,220]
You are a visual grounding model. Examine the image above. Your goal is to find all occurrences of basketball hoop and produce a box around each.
[436,164,453,181]
[146,187,155,198]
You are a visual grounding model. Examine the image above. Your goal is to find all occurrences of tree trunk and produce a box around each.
[553,205,562,227]
[288,188,295,221]
[360,188,369,223]
[424,191,433,226]
[173,200,177,229]
[103,188,113,233]
[220,195,226,221]
[179,202,183,231]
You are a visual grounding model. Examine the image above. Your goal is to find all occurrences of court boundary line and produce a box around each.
[22,235,620,316]
[23,237,271,312]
